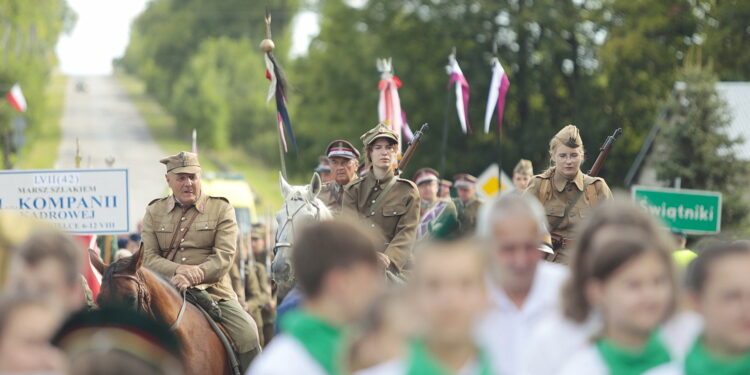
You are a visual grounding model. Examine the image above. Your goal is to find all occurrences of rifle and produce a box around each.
[397,123,429,173]
[587,128,623,177]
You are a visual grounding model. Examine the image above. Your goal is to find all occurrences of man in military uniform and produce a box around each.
[343,124,420,274]
[249,223,275,345]
[141,152,261,371]
[319,139,360,214]
[314,155,333,183]
[525,125,613,264]
[453,173,482,236]
[244,225,274,346]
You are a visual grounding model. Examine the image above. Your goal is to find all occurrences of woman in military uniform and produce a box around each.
[512,159,533,191]
[526,125,613,264]
[343,124,420,275]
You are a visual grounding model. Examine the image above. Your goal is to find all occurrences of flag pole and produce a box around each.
[440,47,456,177]
[261,12,288,180]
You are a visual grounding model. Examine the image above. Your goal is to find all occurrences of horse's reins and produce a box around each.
[111,271,187,331]
[273,193,323,253]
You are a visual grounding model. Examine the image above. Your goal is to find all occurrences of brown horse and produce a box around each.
[90,248,231,375]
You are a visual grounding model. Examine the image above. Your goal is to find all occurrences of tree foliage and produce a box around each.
[0,0,75,167]
[652,63,749,228]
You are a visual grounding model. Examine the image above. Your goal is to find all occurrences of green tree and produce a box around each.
[652,63,749,229]
[701,0,750,80]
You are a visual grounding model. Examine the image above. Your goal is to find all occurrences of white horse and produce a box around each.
[271,172,332,302]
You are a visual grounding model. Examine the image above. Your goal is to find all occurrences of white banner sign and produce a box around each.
[0,169,130,234]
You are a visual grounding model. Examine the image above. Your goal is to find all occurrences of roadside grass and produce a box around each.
[17,74,67,169]
[115,73,283,212]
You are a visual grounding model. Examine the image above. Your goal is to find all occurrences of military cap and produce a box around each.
[453,173,477,189]
[554,124,583,149]
[159,151,201,174]
[314,156,331,173]
[326,139,360,160]
[513,159,534,175]
[413,168,440,186]
[360,123,399,146]
[251,223,267,239]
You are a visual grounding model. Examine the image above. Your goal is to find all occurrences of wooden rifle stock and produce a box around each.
[398,124,429,173]
[587,128,623,177]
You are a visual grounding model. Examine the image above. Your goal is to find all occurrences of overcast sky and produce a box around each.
[56,0,320,75]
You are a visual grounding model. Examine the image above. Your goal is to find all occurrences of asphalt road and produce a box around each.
[55,75,166,232]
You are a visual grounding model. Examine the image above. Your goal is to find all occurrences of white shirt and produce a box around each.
[520,308,601,375]
[246,334,328,375]
[355,357,484,375]
[556,312,703,375]
[476,261,568,375]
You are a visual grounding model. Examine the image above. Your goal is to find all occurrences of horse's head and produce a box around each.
[272,172,332,299]
[90,247,150,313]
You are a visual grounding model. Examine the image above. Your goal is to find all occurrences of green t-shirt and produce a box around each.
[685,337,750,375]
[281,310,343,375]
[595,331,671,375]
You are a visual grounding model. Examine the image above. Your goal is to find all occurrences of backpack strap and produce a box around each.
[584,176,601,206]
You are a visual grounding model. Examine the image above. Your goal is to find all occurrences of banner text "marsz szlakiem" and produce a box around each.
[0,169,129,234]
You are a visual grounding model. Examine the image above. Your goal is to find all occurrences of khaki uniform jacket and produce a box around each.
[142,194,238,301]
[319,179,355,215]
[526,168,612,260]
[343,168,420,271]
[453,197,483,235]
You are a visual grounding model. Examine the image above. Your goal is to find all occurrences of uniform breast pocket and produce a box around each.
[546,203,566,219]
[383,204,407,217]
[191,220,217,248]
[155,222,174,249]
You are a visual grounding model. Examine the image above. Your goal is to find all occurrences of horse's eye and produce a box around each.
[125,294,137,305]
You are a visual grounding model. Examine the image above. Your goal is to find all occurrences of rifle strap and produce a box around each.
[549,179,593,234]
[165,208,200,262]
[367,177,398,218]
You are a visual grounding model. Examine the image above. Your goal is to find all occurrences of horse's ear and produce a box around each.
[309,172,322,199]
[126,244,145,273]
[279,172,292,198]
[88,248,107,274]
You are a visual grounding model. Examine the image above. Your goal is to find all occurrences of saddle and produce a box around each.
[185,288,241,375]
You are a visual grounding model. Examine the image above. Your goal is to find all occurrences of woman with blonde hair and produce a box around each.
[512,159,533,191]
[526,124,613,263]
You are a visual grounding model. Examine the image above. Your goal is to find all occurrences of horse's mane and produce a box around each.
[103,255,182,300]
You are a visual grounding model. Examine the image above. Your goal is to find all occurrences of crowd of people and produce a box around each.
[1,121,748,375]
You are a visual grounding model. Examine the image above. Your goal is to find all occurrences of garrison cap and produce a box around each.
[554,124,583,149]
[326,139,360,160]
[513,159,534,175]
[160,151,201,174]
[251,223,267,239]
[453,173,477,189]
[360,123,399,146]
[413,168,440,186]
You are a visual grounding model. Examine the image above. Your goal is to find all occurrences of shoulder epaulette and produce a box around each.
[148,197,168,206]
[397,177,418,189]
[209,196,230,204]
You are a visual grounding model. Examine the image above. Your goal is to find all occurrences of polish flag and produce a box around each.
[447,54,471,134]
[6,83,27,112]
[73,235,102,300]
[484,58,511,135]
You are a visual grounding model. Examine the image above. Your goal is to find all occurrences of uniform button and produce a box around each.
[160,227,165,231]
[370,211,375,215]
[371,224,376,228]
[371,200,376,204]
[374,187,379,191]
[181,257,186,262]
[181,217,185,221]
[180,238,185,243]
[180,247,184,251]
[180,228,185,232]
[393,212,397,215]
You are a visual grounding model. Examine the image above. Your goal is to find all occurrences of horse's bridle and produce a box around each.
[273,194,324,254]
[111,271,187,331]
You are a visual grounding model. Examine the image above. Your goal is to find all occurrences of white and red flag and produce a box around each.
[447,53,471,134]
[6,83,27,112]
[377,58,404,152]
[484,57,510,135]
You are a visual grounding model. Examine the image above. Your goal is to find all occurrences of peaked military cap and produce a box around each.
[413,168,440,185]
[326,139,360,160]
[453,173,477,189]
[360,123,399,146]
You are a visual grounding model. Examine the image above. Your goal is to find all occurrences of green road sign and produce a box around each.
[632,186,722,234]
